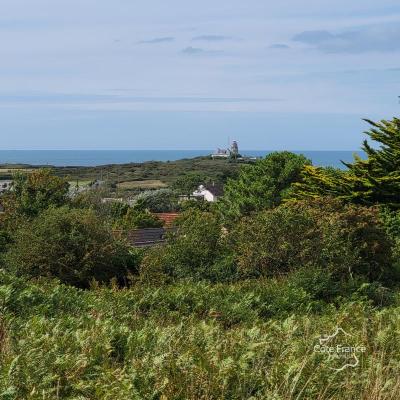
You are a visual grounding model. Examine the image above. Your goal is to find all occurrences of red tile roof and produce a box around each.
[153,213,180,228]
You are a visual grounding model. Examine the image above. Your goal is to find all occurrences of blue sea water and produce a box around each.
[0,150,364,168]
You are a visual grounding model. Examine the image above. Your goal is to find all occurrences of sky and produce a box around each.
[0,0,400,150]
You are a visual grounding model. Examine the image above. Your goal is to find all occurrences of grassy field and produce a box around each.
[1,272,399,399]
[117,179,168,190]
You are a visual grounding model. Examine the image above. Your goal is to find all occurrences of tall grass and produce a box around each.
[0,272,400,399]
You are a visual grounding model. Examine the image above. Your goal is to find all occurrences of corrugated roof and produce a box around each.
[125,228,166,247]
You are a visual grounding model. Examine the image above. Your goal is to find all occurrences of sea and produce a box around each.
[0,150,364,168]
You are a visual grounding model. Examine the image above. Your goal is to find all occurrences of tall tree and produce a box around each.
[293,118,400,208]
[218,151,310,220]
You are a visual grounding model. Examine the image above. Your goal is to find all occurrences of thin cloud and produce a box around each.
[293,30,334,44]
[138,37,175,44]
[0,92,284,105]
[181,46,223,55]
[293,23,400,53]
[192,35,233,41]
[269,44,290,49]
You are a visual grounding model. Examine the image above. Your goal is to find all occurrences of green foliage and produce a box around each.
[134,189,180,212]
[219,151,310,220]
[293,118,400,208]
[70,188,114,217]
[115,208,163,230]
[172,172,207,195]
[3,169,69,218]
[0,230,11,267]
[179,198,213,212]
[109,201,130,220]
[0,272,400,399]
[140,209,234,282]
[231,198,393,281]
[5,206,135,287]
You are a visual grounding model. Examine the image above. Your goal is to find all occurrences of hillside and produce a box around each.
[0,157,240,191]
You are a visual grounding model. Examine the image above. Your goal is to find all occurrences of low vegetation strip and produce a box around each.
[0,274,400,399]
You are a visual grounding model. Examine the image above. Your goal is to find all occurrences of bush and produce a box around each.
[134,189,180,213]
[231,198,393,281]
[115,208,163,229]
[140,209,234,282]
[2,169,69,218]
[5,206,136,287]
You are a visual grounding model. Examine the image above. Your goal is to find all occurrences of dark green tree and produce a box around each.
[218,151,310,220]
[293,118,400,208]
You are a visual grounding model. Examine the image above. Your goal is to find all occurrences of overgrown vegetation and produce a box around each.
[2,117,400,398]
[1,272,400,399]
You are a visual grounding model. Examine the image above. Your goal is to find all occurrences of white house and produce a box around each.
[192,183,224,202]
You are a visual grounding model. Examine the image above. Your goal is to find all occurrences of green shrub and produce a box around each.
[134,189,180,213]
[5,206,136,287]
[140,209,234,282]
[109,202,130,220]
[115,208,163,229]
[231,198,393,281]
[2,169,69,219]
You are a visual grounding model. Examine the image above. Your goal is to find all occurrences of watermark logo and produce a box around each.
[314,327,366,372]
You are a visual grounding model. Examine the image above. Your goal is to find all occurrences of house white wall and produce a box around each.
[192,185,218,202]
[203,190,216,202]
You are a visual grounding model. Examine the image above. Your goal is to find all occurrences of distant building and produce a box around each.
[211,148,229,159]
[211,140,239,159]
[193,183,224,202]
[231,141,239,157]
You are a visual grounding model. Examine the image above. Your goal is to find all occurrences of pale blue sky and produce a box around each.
[0,0,399,150]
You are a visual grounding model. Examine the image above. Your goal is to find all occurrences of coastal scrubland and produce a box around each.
[1,117,400,399]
